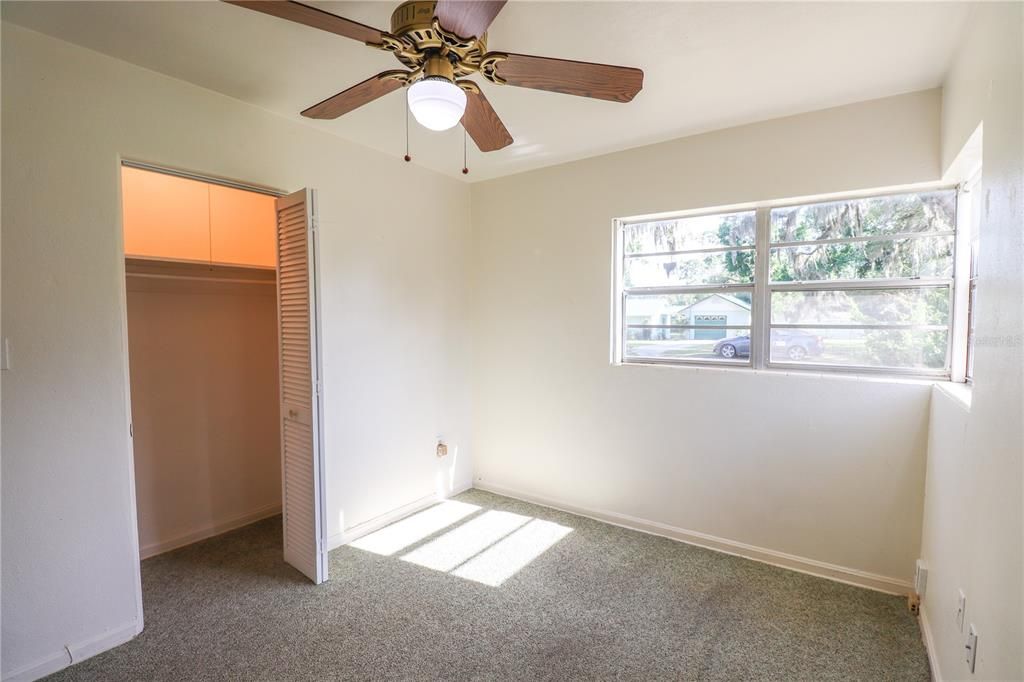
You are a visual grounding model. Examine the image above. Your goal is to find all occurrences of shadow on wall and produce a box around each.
[349,501,573,587]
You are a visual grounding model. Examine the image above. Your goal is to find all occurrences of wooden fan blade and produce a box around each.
[490,52,643,102]
[434,0,507,39]
[461,89,513,152]
[224,1,384,45]
[301,73,405,119]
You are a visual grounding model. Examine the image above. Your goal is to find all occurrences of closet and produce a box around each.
[122,165,282,559]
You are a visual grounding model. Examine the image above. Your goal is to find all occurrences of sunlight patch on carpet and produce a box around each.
[349,500,481,556]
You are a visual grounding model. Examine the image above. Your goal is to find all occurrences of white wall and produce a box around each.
[920,4,1023,680]
[0,23,472,679]
[126,273,282,559]
[470,90,943,588]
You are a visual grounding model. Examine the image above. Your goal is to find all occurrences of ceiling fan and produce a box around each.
[224,0,644,153]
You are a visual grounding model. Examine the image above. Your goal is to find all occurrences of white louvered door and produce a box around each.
[275,189,327,584]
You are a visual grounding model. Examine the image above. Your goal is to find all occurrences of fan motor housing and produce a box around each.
[389,0,487,77]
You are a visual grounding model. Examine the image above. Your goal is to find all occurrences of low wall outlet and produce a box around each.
[436,441,448,458]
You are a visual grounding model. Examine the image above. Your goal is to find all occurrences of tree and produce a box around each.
[717,191,955,367]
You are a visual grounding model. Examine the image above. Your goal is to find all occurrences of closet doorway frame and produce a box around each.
[113,158,322,630]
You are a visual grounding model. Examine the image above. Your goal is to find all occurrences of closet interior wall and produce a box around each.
[122,167,282,558]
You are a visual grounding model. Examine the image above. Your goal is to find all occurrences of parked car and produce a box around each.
[712,332,825,360]
[712,334,750,359]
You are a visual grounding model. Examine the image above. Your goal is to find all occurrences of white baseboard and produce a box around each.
[919,604,943,682]
[139,503,282,559]
[326,481,474,551]
[2,619,140,682]
[474,480,912,596]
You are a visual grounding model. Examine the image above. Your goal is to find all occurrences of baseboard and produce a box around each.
[2,619,140,682]
[474,480,912,596]
[139,503,282,559]
[919,604,943,682]
[326,481,474,551]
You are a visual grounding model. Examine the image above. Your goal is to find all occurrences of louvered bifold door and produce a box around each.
[275,189,327,584]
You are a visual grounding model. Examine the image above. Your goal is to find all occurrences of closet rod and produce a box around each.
[121,160,286,198]
[126,272,275,285]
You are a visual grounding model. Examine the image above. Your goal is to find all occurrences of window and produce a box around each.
[620,210,755,364]
[616,187,961,377]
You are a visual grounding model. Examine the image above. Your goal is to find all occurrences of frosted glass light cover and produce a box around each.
[407,77,467,132]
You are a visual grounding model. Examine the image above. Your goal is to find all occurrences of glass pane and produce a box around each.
[770,190,956,243]
[769,235,953,282]
[625,327,750,363]
[624,292,753,328]
[624,250,754,288]
[769,328,948,370]
[771,288,949,326]
[624,211,755,254]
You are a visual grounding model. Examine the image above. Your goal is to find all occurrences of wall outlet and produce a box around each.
[956,590,967,632]
[914,559,928,598]
[436,441,448,458]
[965,623,978,673]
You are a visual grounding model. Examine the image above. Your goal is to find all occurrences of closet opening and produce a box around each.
[120,163,284,563]
[119,162,329,591]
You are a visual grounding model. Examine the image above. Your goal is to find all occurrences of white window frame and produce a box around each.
[956,166,982,383]
[614,184,964,379]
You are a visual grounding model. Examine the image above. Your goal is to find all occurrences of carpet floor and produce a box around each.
[46,489,930,681]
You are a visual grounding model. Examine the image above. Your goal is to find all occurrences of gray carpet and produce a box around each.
[47,489,930,681]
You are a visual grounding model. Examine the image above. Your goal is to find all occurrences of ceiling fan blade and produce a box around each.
[489,52,643,103]
[461,89,513,152]
[224,1,384,45]
[301,72,406,119]
[434,0,507,40]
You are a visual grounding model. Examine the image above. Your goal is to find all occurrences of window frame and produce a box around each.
[959,167,982,383]
[614,184,963,378]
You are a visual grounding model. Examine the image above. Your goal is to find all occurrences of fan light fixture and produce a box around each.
[228,0,645,155]
[407,76,466,131]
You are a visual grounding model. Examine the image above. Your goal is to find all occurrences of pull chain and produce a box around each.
[462,129,469,175]
[403,94,411,162]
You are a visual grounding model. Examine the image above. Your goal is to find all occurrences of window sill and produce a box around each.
[933,381,973,411]
[616,359,943,388]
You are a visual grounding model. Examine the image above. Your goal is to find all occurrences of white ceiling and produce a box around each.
[3,1,970,181]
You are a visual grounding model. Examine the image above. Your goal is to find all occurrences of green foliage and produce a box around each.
[715,191,956,368]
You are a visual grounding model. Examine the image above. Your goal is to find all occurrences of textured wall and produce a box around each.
[126,275,281,558]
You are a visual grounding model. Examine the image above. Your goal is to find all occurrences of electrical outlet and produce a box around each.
[436,441,448,458]
[914,560,928,598]
[965,623,978,673]
[956,590,967,632]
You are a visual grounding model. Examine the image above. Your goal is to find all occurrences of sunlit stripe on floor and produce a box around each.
[451,519,573,586]
[349,500,481,556]
[400,510,531,572]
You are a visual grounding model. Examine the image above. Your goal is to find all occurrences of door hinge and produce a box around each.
[129,423,133,438]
